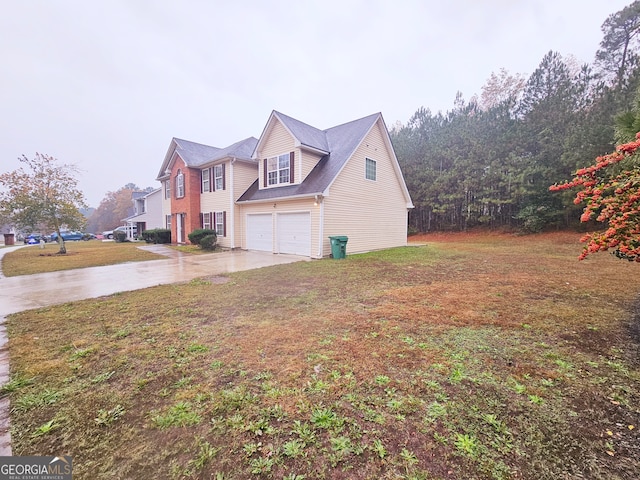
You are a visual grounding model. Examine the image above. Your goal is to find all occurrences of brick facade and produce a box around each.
[169,158,202,244]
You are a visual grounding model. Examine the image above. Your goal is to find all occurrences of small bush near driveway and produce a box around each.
[188,229,216,246]
[200,234,217,251]
[141,229,171,244]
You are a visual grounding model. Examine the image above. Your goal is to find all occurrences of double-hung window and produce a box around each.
[165,180,171,199]
[176,170,185,198]
[214,165,224,190]
[202,212,212,230]
[201,168,210,193]
[365,158,377,181]
[214,211,226,237]
[267,153,291,186]
[165,214,172,230]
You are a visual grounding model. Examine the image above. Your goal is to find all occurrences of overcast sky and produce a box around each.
[0,0,632,207]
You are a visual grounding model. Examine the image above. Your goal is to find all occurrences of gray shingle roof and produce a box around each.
[176,137,258,167]
[157,137,258,179]
[173,138,221,167]
[132,191,147,200]
[237,112,381,202]
[274,111,330,152]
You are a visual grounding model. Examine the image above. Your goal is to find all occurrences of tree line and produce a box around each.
[391,1,640,233]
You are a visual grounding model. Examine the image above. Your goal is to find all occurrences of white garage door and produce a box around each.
[246,214,273,252]
[277,212,311,256]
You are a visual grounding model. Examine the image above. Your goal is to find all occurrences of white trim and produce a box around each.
[202,212,212,230]
[297,143,330,156]
[214,164,224,190]
[229,159,236,248]
[376,116,414,208]
[317,197,324,258]
[214,211,225,236]
[323,116,378,194]
[323,115,414,208]
[266,152,291,187]
[365,157,377,181]
[201,167,210,193]
[177,213,184,243]
[236,192,320,205]
[156,139,178,181]
[176,170,185,198]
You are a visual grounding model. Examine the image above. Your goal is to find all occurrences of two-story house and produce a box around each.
[122,188,163,238]
[156,111,413,258]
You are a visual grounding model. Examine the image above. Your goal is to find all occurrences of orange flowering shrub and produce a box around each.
[550,133,640,261]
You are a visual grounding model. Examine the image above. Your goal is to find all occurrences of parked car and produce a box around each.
[102,226,137,240]
[49,231,85,242]
[25,233,48,244]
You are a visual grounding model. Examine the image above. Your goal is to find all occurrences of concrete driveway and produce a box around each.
[0,244,308,455]
[0,246,308,317]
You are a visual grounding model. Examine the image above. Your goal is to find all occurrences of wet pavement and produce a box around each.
[0,246,307,317]
[0,244,308,455]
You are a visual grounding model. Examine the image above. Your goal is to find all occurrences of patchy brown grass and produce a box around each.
[1,241,164,276]
[3,232,640,479]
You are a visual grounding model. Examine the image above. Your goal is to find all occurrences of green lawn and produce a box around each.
[1,241,164,276]
[3,232,639,479]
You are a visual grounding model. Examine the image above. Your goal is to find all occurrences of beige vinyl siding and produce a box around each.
[300,150,323,182]
[323,120,408,255]
[258,120,297,188]
[200,162,230,248]
[200,166,228,211]
[231,161,260,248]
[238,197,321,258]
[233,161,260,192]
[199,160,258,249]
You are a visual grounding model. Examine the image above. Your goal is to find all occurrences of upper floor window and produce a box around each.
[164,180,171,199]
[214,164,224,190]
[365,158,377,181]
[267,153,291,186]
[176,170,185,198]
[201,168,210,193]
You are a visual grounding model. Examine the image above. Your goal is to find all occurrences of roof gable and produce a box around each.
[156,137,258,180]
[253,111,330,157]
[208,137,258,165]
[175,138,221,165]
[239,112,383,203]
[273,111,330,153]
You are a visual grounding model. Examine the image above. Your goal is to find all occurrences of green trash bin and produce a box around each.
[329,236,348,259]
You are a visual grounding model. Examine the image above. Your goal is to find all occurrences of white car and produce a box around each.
[102,226,137,240]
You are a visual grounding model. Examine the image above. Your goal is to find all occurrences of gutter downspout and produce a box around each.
[317,194,324,258]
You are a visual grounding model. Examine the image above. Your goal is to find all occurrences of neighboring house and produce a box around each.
[123,188,163,237]
[156,111,413,258]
